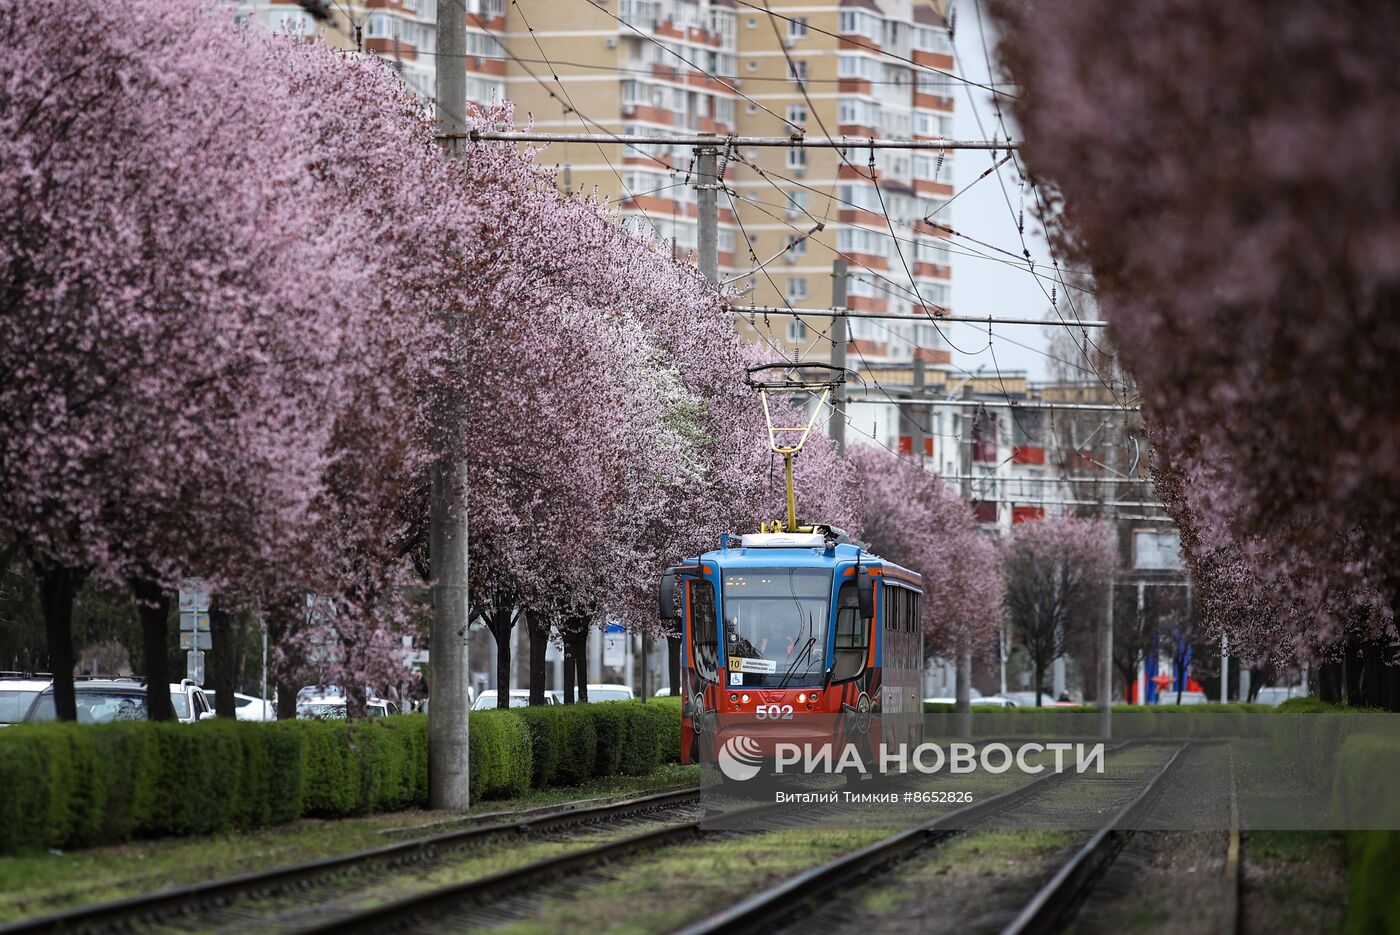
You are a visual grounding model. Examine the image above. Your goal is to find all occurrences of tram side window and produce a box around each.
[832,582,869,681]
[690,580,719,682]
[910,592,920,632]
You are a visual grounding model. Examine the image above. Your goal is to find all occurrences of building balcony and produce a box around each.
[898,435,935,457]
[1012,505,1046,524]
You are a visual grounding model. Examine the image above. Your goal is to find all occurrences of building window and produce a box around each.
[837,54,881,82]
[839,9,883,42]
[788,17,808,39]
[914,25,953,54]
[785,190,807,215]
[365,13,392,38]
[747,102,758,114]
[787,104,807,126]
[786,234,808,257]
[270,9,313,34]
[746,60,757,72]
[787,60,807,83]
[747,16,757,28]
[786,277,808,301]
[787,321,808,342]
[787,147,807,170]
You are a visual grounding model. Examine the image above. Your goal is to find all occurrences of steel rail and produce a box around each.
[670,743,1135,935]
[998,744,1189,935]
[290,801,775,935]
[0,788,700,935]
[290,747,1036,935]
[1221,750,1242,935]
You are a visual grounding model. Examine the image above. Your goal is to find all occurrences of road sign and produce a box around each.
[178,580,211,613]
[604,622,626,668]
[179,610,211,632]
[179,631,212,651]
[186,649,205,685]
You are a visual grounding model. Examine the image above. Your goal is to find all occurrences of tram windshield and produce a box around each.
[721,568,832,688]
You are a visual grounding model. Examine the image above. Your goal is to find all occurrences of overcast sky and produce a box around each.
[944,1,1061,382]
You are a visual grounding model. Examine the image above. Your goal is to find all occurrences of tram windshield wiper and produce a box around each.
[776,636,816,689]
[776,610,818,689]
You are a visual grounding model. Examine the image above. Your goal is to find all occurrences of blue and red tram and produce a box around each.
[660,528,924,766]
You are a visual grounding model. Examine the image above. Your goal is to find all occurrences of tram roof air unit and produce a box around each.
[738,532,828,549]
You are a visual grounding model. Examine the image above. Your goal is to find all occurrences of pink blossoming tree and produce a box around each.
[993,0,1400,702]
[849,447,1004,661]
[1001,515,1116,706]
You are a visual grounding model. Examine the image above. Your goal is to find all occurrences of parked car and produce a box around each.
[653,687,673,698]
[0,676,52,725]
[471,689,556,710]
[1254,685,1304,707]
[0,676,211,724]
[922,695,1016,708]
[296,690,396,719]
[1003,691,1058,708]
[169,680,215,722]
[584,684,635,702]
[202,690,274,721]
[924,697,1013,711]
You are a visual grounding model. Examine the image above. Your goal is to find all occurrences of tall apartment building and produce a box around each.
[236,0,956,371]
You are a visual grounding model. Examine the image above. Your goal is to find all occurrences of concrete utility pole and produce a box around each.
[429,0,471,811]
[954,387,974,731]
[696,135,718,287]
[912,358,928,467]
[1220,632,1229,704]
[954,637,972,738]
[1099,507,1116,739]
[1136,581,1147,704]
[830,260,848,455]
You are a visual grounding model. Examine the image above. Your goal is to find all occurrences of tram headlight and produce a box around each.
[797,693,807,704]
[740,693,750,704]
[729,693,738,704]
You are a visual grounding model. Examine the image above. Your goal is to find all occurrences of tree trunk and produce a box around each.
[209,597,237,718]
[1033,657,1044,707]
[345,683,368,719]
[667,633,682,699]
[33,557,81,722]
[131,577,176,721]
[526,610,549,705]
[276,673,299,720]
[574,629,589,703]
[484,606,514,709]
[562,633,576,704]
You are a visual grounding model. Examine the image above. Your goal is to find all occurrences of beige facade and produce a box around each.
[238,0,956,368]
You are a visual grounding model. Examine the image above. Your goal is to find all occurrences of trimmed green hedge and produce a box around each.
[0,701,683,854]
[1348,832,1400,934]
[1333,734,1400,933]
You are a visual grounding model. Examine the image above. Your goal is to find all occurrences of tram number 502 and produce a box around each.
[754,704,794,721]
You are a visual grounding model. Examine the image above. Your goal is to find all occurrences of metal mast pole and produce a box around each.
[429,0,471,811]
[830,260,848,455]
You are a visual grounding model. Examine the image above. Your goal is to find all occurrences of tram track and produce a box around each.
[998,744,1186,935]
[0,787,703,935]
[284,770,946,934]
[281,739,1092,935]
[672,741,1186,935]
